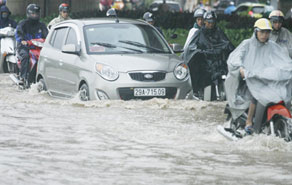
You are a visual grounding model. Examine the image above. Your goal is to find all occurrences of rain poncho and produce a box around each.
[225,34,292,119]
[183,26,234,92]
[183,23,200,50]
[269,27,292,58]
[47,15,71,29]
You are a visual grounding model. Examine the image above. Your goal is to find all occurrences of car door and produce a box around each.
[43,27,68,95]
[57,27,82,96]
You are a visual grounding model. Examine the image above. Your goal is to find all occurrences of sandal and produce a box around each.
[245,125,254,135]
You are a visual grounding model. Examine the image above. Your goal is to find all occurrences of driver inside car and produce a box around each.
[225,18,292,134]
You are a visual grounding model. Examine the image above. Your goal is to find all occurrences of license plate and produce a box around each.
[134,88,166,96]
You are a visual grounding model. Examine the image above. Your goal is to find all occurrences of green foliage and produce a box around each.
[163,28,189,46]
[217,21,253,46]
[8,10,261,48]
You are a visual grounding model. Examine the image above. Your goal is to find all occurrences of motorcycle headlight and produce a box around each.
[32,40,44,48]
[174,63,188,80]
[95,63,119,81]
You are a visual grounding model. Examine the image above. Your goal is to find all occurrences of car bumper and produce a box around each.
[90,72,192,100]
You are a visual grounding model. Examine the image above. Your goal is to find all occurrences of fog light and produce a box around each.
[96,90,109,100]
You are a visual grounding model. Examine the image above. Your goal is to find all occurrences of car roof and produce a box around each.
[237,2,265,7]
[151,0,180,4]
[54,18,148,27]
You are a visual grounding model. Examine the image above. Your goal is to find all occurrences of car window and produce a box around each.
[236,6,248,13]
[84,23,171,54]
[218,1,230,8]
[51,27,68,50]
[167,4,180,12]
[149,3,158,10]
[49,30,57,46]
[252,6,264,14]
[65,28,78,45]
[235,0,258,6]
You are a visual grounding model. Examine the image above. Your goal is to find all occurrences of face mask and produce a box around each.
[1,13,8,19]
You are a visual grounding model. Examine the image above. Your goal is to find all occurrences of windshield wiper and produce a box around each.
[91,42,117,48]
[118,40,167,53]
[91,42,143,53]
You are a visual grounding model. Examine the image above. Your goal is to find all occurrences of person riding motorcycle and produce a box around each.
[143,12,164,36]
[225,18,292,134]
[0,5,17,73]
[0,5,17,31]
[15,4,48,85]
[47,3,71,29]
[183,8,206,49]
[269,10,292,58]
[183,10,234,99]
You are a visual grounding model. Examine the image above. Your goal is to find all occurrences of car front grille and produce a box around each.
[118,87,177,100]
[129,72,166,82]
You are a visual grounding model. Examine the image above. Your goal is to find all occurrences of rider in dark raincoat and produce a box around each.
[183,10,234,98]
[0,5,17,30]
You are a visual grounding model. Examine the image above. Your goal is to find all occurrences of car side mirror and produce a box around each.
[171,43,183,53]
[62,44,80,55]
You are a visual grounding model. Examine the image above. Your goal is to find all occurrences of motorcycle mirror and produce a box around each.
[106,8,119,23]
[170,34,177,39]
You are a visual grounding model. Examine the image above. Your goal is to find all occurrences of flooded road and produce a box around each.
[0,74,291,185]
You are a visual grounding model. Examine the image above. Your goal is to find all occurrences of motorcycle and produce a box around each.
[9,38,45,89]
[217,101,292,142]
[0,26,17,73]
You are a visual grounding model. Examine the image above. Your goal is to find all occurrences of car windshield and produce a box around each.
[84,23,171,54]
[168,4,180,12]
[235,0,258,5]
[252,6,264,14]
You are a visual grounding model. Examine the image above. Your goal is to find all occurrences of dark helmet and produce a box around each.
[143,12,154,22]
[26,4,40,21]
[203,10,217,22]
[59,3,70,12]
[193,8,206,18]
[0,5,11,19]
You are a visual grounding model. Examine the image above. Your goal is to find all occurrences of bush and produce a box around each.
[12,9,290,47]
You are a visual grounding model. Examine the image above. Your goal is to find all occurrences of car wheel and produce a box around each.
[37,78,47,92]
[8,62,17,73]
[79,83,90,101]
[3,59,8,73]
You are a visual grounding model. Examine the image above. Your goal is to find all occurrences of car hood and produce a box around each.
[88,54,183,72]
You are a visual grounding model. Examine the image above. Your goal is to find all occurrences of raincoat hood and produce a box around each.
[225,33,292,119]
[0,5,10,20]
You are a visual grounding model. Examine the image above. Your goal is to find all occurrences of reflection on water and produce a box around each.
[0,74,291,185]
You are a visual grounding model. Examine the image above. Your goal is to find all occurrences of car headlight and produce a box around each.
[95,63,119,81]
[174,63,188,80]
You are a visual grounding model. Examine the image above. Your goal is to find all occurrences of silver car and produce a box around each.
[37,17,191,100]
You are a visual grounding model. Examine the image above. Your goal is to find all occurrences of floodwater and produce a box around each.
[0,74,291,185]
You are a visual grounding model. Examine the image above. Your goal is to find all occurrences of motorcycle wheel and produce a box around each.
[218,82,226,101]
[274,117,291,142]
[79,83,90,101]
